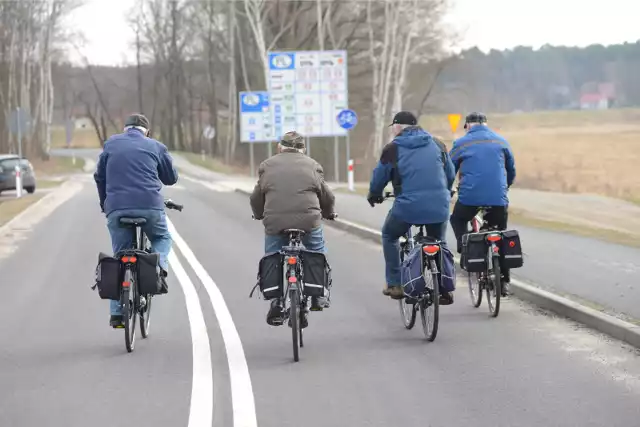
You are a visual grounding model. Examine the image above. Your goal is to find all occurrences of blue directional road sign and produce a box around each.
[336,109,358,130]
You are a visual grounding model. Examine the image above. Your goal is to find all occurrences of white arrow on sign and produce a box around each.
[203,126,216,140]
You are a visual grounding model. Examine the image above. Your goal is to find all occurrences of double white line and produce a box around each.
[166,217,258,427]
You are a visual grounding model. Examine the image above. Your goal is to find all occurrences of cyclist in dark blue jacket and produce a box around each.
[94,114,179,328]
[449,112,516,294]
[368,111,456,302]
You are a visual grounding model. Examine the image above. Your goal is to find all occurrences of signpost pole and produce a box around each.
[16,107,22,198]
[306,136,311,158]
[346,133,352,190]
[333,136,339,182]
[249,144,255,178]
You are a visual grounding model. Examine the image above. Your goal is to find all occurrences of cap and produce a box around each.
[389,111,417,127]
[124,113,150,130]
[279,131,305,149]
[464,112,487,125]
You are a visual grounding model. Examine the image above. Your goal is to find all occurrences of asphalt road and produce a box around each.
[1,174,640,427]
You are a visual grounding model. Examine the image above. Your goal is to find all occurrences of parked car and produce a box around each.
[0,154,36,194]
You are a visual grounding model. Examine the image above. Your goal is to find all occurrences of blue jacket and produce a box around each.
[369,126,455,225]
[94,128,178,216]
[450,126,515,207]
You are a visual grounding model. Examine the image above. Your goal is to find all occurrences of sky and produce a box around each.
[67,0,640,66]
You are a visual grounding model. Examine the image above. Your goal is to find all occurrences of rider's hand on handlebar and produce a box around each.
[367,193,384,207]
[252,215,264,220]
[324,212,338,220]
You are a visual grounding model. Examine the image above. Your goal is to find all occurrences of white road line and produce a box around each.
[168,250,214,427]
[167,218,258,427]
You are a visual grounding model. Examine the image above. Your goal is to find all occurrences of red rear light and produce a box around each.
[423,245,440,255]
[288,276,297,283]
[487,234,502,242]
[287,257,297,265]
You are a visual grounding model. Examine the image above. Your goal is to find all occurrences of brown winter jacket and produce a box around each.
[250,151,335,236]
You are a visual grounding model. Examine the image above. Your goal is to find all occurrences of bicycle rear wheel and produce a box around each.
[486,256,501,318]
[420,260,439,341]
[290,290,300,362]
[123,279,137,353]
[140,294,152,338]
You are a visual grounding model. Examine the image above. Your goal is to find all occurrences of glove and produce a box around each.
[324,212,338,220]
[367,193,383,207]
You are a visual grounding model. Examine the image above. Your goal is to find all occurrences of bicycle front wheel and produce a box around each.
[420,260,439,342]
[468,271,483,308]
[399,299,417,329]
[487,256,501,318]
[123,283,137,353]
[290,290,300,362]
[140,294,152,338]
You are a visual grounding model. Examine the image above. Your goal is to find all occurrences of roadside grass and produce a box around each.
[0,194,45,227]
[332,187,640,248]
[36,179,63,189]
[419,108,640,202]
[31,156,86,176]
[175,151,249,175]
[51,127,102,149]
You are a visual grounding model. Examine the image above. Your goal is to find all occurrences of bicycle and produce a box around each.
[380,192,441,341]
[467,207,503,318]
[252,214,337,362]
[117,199,183,352]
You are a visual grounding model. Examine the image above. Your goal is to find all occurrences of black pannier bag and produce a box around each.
[500,229,524,269]
[137,252,167,295]
[255,252,284,300]
[94,252,122,300]
[461,233,488,272]
[301,250,331,298]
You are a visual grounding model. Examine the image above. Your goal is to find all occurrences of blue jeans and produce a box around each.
[382,211,447,286]
[106,208,172,316]
[264,226,326,254]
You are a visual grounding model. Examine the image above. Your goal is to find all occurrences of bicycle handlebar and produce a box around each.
[164,199,183,211]
[252,213,338,221]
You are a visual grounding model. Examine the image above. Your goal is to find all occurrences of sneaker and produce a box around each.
[110,315,124,328]
[387,285,404,300]
[288,307,309,329]
[501,280,511,297]
[439,292,454,305]
[310,296,327,311]
[266,299,285,326]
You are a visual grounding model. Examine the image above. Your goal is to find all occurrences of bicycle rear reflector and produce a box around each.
[121,256,137,263]
[122,281,130,288]
[487,234,502,242]
[288,276,297,283]
[423,245,440,254]
[287,256,297,265]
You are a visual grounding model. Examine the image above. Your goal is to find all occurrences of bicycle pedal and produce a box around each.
[309,306,323,312]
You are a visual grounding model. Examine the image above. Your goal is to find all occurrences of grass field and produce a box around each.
[0,194,45,227]
[51,127,102,149]
[420,108,640,202]
[32,156,86,176]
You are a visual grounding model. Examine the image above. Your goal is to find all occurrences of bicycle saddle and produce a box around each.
[119,217,147,226]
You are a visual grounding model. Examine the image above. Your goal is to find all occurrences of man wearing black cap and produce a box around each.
[449,112,516,294]
[368,111,456,302]
[94,113,179,328]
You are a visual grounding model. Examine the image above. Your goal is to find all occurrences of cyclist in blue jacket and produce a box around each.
[368,111,456,303]
[94,114,179,328]
[449,112,516,294]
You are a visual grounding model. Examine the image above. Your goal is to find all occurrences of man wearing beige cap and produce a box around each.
[250,131,337,326]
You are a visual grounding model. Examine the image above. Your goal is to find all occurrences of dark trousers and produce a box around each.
[450,202,510,282]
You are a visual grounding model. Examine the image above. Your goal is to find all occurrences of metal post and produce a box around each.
[17,107,22,160]
[333,136,339,182]
[267,141,273,157]
[249,143,255,178]
[306,136,311,158]
[16,107,22,198]
[346,132,351,177]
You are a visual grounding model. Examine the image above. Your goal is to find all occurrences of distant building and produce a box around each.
[579,82,616,110]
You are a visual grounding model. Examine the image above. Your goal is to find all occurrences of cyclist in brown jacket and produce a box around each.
[250,131,336,323]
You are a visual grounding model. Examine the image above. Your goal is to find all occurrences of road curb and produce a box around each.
[234,187,640,349]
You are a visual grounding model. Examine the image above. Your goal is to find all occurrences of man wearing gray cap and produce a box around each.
[250,131,337,325]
